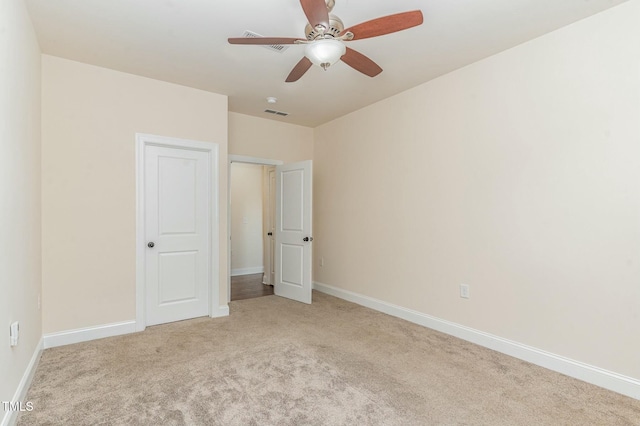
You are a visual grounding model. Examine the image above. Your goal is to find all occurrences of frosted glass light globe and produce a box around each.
[305,39,346,70]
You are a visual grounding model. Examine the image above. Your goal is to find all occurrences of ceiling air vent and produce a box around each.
[264,109,289,117]
[243,30,289,53]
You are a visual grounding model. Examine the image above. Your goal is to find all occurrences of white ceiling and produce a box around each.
[25,0,627,127]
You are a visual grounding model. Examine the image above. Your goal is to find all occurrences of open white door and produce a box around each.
[275,160,313,304]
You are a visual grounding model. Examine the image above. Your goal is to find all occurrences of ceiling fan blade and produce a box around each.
[286,57,313,82]
[228,37,303,45]
[341,47,382,77]
[300,0,330,30]
[341,10,423,40]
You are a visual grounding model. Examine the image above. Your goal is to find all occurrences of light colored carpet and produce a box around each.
[18,291,640,425]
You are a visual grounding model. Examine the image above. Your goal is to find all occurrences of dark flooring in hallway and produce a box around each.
[231,273,274,301]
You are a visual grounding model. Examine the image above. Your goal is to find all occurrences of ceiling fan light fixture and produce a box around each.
[304,39,346,70]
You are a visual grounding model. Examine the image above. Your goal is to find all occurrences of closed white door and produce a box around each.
[145,144,210,326]
[275,160,313,304]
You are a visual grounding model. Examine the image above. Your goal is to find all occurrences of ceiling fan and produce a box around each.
[228,0,423,82]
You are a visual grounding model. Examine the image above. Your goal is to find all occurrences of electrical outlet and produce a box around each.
[38,293,41,310]
[460,284,470,299]
[320,257,324,267]
[10,321,19,347]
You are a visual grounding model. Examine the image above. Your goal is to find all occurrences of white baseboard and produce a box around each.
[1,337,43,426]
[211,304,230,318]
[42,307,233,349]
[43,320,137,349]
[313,281,640,400]
[230,267,264,277]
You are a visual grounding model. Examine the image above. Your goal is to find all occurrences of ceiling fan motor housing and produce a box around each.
[305,14,344,40]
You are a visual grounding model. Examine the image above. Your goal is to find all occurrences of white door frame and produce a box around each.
[262,165,276,285]
[136,133,221,332]
[228,155,283,303]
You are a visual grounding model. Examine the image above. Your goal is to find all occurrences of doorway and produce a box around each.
[228,156,282,302]
[230,162,275,301]
[135,133,222,332]
[227,155,313,306]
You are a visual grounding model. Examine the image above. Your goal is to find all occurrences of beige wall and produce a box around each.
[41,56,228,334]
[314,0,640,380]
[229,112,313,162]
[0,0,42,404]
[230,163,264,274]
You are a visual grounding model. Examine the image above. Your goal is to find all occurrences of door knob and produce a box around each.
[303,237,313,242]
[147,242,155,248]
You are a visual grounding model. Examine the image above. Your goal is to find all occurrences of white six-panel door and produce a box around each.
[144,144,210,326]
[274,160,313,304]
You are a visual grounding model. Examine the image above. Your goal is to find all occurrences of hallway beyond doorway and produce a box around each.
[231,273,274,301]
